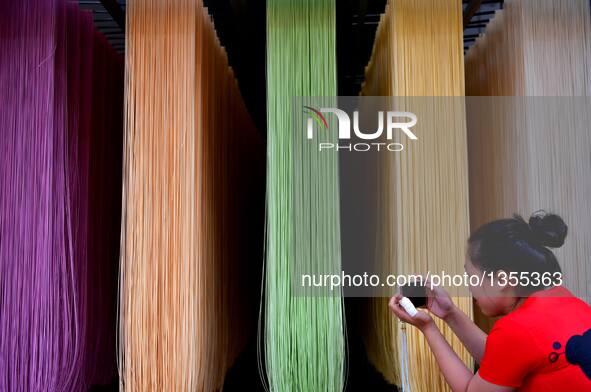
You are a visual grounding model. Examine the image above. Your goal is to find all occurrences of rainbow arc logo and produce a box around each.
[303,106,328,129]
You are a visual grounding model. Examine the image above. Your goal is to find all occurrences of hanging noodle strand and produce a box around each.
[465,0,591,331]
[360,1,473,390]
[263,0,346,391]
[119,0,262,390]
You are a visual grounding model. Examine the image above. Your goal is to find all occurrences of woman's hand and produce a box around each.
[389,294,434,331]
[425,279,457,321]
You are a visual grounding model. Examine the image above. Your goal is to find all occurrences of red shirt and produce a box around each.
[478,286,591,391]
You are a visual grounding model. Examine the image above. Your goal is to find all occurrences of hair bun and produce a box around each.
[528,211,568,248]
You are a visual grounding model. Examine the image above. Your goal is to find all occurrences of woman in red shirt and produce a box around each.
[389,211,591,391]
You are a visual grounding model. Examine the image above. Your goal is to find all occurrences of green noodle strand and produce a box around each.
[263,0,346,390]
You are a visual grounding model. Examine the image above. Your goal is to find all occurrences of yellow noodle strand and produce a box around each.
[361,1,473,390]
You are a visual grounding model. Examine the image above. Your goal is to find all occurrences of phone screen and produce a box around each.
[401,280,428,308]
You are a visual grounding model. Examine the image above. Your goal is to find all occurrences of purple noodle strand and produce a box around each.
[0,1,123,390]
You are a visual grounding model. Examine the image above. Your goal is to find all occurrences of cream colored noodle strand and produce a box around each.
[465,0,591,332]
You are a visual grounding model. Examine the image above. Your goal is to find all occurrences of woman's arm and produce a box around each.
[389,296,514,392]
[425,282,487,362]
[443,304,487,363]
[421,321,475,391]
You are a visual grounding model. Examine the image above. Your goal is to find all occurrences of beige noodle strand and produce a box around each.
[465,0,591,332]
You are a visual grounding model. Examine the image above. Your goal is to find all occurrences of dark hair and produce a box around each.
[467,211,568,294]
